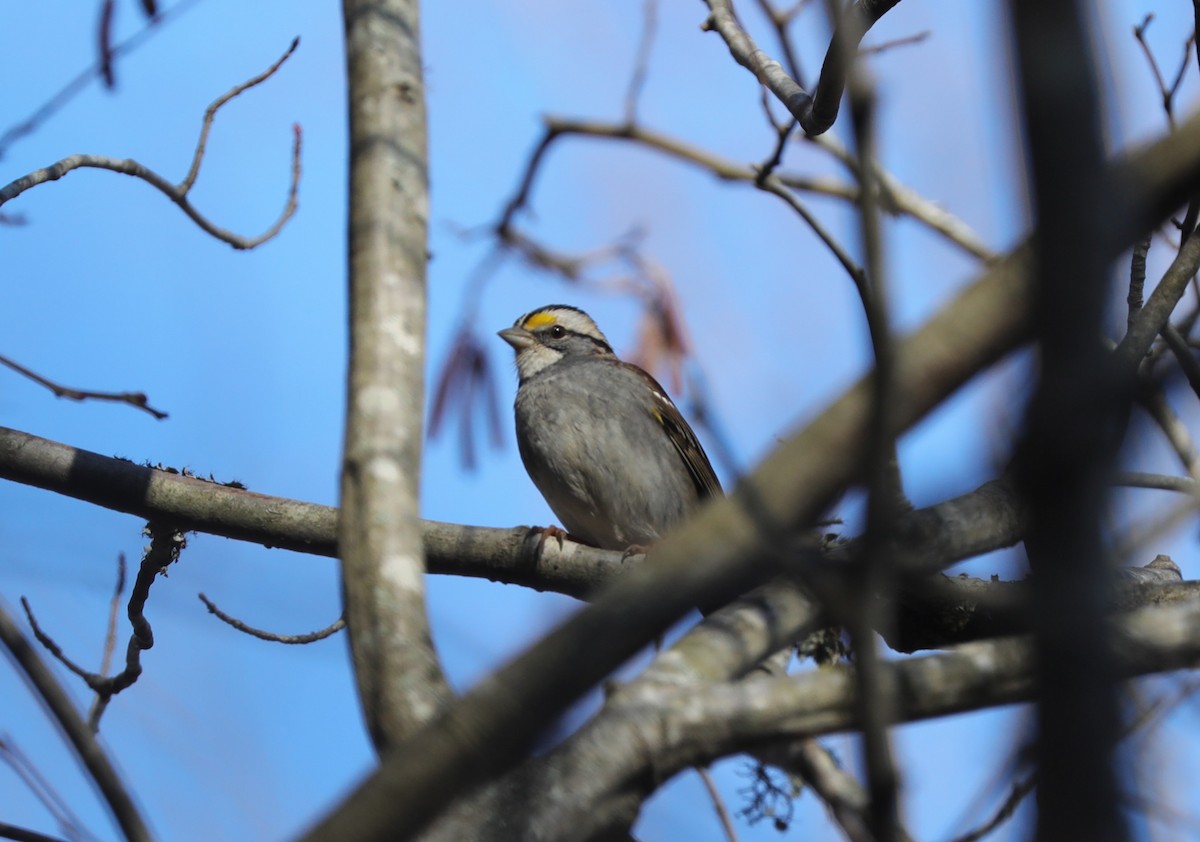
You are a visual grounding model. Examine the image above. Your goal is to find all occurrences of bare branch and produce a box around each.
[0,602,152,842]
[0,736,91,841]
[527,116,994,260]
[697,767,740,842]
[179,37,299,193]
[339,0,452,752]
[97,0,117,89]
[1136,381,1200,480]
[754,119,794,184]
[0,424,635,598]
[22,523,184,731]
[425,579,1200,842]
[699,598,1200,760]
[0,0,206,159]
[303,98,1200,823]
[1114,229,1200,372]
[97,554,126,680]
[806,130,996,260]
[198,593,344,644]
[755,177,869,293]
[781,739,913,842]
[751,0,809,84]
[0,44,302,250]
[0,820,72,842]
[950,773,1037,842]
[0,354,167,419]
[860,30,929,57]
[301,216,1040,842]
[700,0,901,136]
[1133,14,1196,128]
[842,34,904,841]
[19,599,98,686]
[624,0,659,124]
[1115,470,1200,497]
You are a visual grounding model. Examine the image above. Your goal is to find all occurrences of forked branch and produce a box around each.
[0,39,301,250]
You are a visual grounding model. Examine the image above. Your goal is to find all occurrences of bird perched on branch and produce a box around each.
[499,304,721,552]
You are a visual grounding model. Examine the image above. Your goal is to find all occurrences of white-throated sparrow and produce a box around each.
[499,304,721,551]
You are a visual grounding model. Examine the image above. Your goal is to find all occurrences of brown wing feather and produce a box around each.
[637,367,722,500]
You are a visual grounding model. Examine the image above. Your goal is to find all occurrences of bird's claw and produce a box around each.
[620,543,649,562]
[535,524,570,553]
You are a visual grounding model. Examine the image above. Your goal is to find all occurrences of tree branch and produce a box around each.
[0,424,635,598]
[0,42,301,250]
[338,0,451,751]
[700,0,901,135]
[300,216,1039,842]
[300,101,1200,839]
[522,116,993,260]
[643,598,1200,763]
[0,603,152,842]
[0,354,167,419]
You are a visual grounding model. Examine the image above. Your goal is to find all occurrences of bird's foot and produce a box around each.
[620,543,650,562]
[535,524,571,552]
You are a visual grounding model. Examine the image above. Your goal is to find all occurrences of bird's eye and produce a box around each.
[548,325,566,339]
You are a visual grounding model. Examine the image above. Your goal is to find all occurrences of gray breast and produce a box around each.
[514,359,698,550]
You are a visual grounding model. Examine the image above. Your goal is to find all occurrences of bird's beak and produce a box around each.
[498,327,535,351]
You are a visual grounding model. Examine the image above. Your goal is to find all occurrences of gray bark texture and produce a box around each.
[338,0,452,752]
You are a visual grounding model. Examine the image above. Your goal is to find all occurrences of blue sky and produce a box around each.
[2,1,1199,840]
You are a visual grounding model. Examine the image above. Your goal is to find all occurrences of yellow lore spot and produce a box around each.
[523,312,559,330]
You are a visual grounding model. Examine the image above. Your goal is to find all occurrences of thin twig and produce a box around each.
[0,44,302,250]
[842,11,903,838]
[1160,323,1200,400]
[806,131,996,260]
[1132,14,1196,128]
[1136,380,1200,480]
[701,0,900,136]
[756,177,869,296]
[950,774,1037,842]
[0,0,207,160]
[0,821,72,842]
[21,599,102,685]
[752,0,808,85]
[624,0,659,124]
[1114,470,1200,496]
[697,766,740,842]
[21,524,185,732]
[503,117,993,259]
[755,120,794,184]
[98,554,126,680]
[0,602,152,842]
[98,0,117,89]
[0,737,91,841]
[0,354,167,419]
[179,37,300,193]
[778,737,916,842]
[88,554,128,726]
[197,593,345,643]
[860,31,929,57]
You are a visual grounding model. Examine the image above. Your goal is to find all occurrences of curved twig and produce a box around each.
[701,0,901,136]
[0,41,302,250]
[22,523,185,731]
[697,766,740,842]
[198,593,345,644]
[0,354,167,419]
[0,0,207,160]
[180,38,299,193]
[512,117,993,261]
[1114,470,1200,497]
[0,602,152,842]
